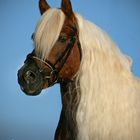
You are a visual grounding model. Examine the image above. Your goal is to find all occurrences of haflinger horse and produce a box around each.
[18,0,140,140]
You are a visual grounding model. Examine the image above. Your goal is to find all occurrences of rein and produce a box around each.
[27,33,81,87]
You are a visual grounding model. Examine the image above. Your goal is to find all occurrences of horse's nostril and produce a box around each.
[24,70,36,84]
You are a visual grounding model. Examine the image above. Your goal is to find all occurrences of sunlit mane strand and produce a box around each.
[34,9,65,60]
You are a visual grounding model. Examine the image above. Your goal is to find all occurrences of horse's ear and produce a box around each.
[61,0,73,17]
[39,0,50,15]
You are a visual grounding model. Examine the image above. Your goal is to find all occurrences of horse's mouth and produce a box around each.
[19,85,41,96]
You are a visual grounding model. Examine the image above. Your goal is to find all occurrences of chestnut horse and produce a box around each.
[18,0,140,140]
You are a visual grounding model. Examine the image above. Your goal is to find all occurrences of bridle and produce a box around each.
[26,27,82,87]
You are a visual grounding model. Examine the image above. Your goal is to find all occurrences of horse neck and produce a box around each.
[60,80,80,108]
[55,80,80,140]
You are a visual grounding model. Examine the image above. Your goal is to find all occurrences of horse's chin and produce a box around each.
[20,85,42,96]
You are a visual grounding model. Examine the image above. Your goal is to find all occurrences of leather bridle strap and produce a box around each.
[54,36,77,73]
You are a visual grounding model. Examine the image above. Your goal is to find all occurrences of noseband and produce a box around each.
[26,31,81,87]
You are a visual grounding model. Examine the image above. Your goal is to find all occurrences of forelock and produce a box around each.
[34,8,65,60]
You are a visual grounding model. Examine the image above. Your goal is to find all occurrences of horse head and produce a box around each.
[18,0,81,96]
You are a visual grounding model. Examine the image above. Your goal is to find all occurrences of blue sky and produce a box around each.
[0,0,140,140]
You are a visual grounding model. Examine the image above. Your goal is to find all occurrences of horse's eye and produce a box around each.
[31,33,35,40]
[58,35,67,43]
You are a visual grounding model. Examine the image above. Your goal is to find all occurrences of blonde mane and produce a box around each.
[75,14,140,140]
[34,8,140,140]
